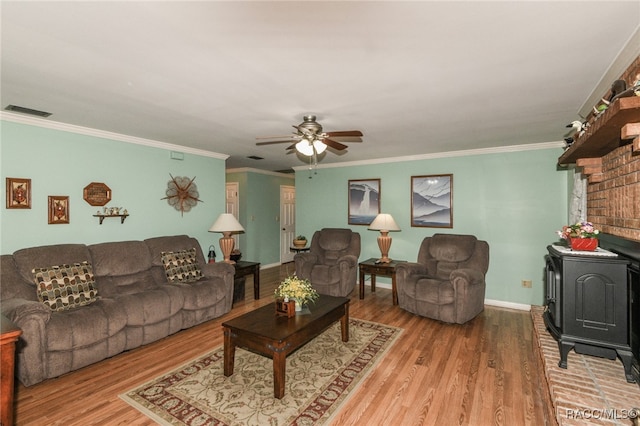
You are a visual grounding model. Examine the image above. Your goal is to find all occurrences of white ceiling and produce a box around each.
[2,1,639,172]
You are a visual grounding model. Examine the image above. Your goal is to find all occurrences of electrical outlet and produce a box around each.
[522,280,532,288]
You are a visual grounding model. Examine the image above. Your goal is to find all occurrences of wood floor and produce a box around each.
[13,264,555,425]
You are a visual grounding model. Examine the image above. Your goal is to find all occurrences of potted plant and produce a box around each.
[292,235,307,248]
[274,275,319,311]
[557,221,600,251]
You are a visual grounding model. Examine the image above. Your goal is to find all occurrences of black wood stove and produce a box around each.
[544,239,637,384]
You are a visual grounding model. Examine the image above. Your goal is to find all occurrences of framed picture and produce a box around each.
[348,179,380,225]
[6,177,31,209]
[411,174,453,228]
[48,196,69,224]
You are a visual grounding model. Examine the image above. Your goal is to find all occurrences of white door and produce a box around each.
[225,182,240,250]
[280,185,296,263]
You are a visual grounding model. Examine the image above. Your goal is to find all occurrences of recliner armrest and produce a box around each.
[336,254,358,268]
[2,297,52,324]
[395,262,428,278]
[201,262,235,280]
[450,268,485,287]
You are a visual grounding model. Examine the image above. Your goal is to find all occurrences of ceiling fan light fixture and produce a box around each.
[313,140,327,154]
[295,140,315,156]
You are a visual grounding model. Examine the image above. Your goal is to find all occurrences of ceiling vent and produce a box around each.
[4,105,52,117]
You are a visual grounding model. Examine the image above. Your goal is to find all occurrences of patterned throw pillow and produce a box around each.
[33,261,99,311]
[161,248,202,283]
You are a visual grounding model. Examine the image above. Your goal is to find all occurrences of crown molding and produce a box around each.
[0,112,229,160]
[292,141,565,171]
[225,167,295,179]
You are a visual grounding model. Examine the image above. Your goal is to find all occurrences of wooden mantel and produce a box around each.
[559,96,640,165]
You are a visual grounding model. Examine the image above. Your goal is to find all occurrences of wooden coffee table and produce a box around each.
[222,295,350,399]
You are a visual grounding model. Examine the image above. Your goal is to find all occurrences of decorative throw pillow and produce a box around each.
[33,261,99,311]
[161,248,202,283]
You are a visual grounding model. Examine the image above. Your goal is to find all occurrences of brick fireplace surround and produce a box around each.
[536,57,640,425]
[586,56,640,242]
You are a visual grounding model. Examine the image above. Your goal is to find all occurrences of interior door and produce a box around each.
[225,182,240,250]
[280,185,296,263]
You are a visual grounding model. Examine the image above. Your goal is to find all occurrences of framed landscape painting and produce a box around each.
[348,179,380,225]
[411,174,453,228]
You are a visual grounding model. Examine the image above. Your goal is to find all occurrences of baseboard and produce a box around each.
[484,299,531,311]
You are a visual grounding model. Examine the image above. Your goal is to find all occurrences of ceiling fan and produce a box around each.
[256,115,363,156]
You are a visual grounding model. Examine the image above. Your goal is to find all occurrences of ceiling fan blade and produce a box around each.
[325,130,363,137]
[285,143,296,150]
[321,137,348,150]
[255,135,296,140]
[256,140,298,146]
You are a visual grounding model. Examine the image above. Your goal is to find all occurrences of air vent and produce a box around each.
[247,155,264,160]
[5,105,52,117]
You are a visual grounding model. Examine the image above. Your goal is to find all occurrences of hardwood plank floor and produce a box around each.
[13,264,555,425]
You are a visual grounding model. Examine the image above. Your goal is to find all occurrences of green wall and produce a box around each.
[1,120,228,254]
[295,147,568,306]
[226,169,295,265]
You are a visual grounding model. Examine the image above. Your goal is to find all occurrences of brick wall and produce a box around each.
[588,144,640,241]
[586,56,640,242]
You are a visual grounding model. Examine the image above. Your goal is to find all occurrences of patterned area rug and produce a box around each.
[120,318,402,425]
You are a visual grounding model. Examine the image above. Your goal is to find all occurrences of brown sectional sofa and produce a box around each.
[0,235,235,386]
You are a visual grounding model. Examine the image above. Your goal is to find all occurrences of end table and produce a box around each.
[233,261,260,301]
[359,258,406,305]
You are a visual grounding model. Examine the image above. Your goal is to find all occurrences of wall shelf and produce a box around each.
[93,214,129,224]
[558,96,640,165]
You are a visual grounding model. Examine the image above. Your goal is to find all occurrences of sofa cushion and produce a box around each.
[89,240,153,276]
[161,248,202,283]
[33,262,99,311]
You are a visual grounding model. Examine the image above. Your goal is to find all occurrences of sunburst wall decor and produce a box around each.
[161,174,202,216]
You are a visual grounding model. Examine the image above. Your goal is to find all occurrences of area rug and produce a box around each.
[120,318,402,425]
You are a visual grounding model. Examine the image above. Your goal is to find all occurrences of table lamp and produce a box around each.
[209,213,245,263]
[368,213,400,263]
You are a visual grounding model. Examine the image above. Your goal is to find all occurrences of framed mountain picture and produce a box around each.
[411,174,452,228]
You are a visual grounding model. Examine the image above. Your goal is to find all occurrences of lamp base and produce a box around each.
[377,232,392,264]
[219,234,236,264]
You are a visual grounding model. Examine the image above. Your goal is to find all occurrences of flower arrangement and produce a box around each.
[274,275,319,307]
[557,221,600,240]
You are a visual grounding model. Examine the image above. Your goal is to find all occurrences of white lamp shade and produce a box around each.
[368,213,400,232]
[209,213,244,233]
[313,140,327,154]
[295,140,315,156]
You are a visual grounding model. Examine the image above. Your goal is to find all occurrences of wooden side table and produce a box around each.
[1,315,22,426]
[233,260,260,300]
[359,258,406,305]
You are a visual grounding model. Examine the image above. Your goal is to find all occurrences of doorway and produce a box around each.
[225,182,240,250]
[280,185,296,263]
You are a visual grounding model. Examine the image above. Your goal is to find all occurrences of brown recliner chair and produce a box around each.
[294,228,361,297]
[395,233,489,324]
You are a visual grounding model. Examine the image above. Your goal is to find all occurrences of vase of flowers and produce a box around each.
[274,275,319,311]
[557,221,600,251]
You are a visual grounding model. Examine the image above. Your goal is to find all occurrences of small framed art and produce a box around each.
[411,174,453,228]
[348,179,380,225]
[48,196,70,224]
[6,177,31,209]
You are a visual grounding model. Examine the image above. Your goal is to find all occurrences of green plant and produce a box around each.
[274,275,318,306]
[295,235,307,240]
